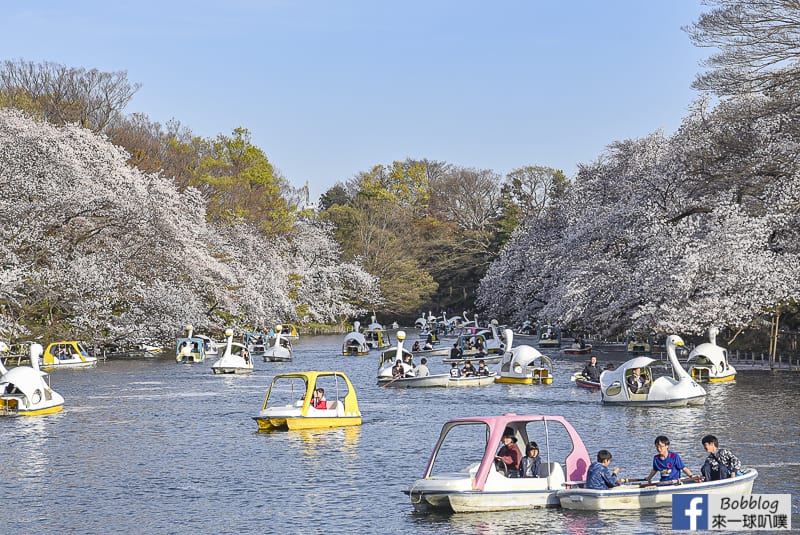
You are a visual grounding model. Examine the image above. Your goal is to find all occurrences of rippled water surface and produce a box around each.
[1,335,798,534]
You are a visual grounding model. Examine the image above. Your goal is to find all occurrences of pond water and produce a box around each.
[1,334,798,534]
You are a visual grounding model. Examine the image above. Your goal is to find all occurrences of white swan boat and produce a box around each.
[0,343,65,416]
[41,340,98,370]
[211,329,253,375]
[263,325,293,362]
[363,315,391,350]
[496,330,553,385]
[244,331,269,361]
[377,331,449,388]
[342,321,370,355]
[686,327,736,383]
[405,414,591,512]
[557,468,758,510]
[176,325,219,363]
[600,334,706,406]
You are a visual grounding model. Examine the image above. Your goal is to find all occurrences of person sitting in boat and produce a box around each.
[424,333,434,350]
[310,388,327,410]
[461,360,476,377]
[700,434,742,481]
[520,441,541,478]
[627,367,650,394]
[449,362,461,378]
[646,435,695,483]
[392,359,405,379]
[586,449,621,489]
[241,348,250,364]
[415,357,430,377]
[402,354,415,377]
[582,356,601,382]
[412,341,421,352]
[450,342,462,358]
[476,360,491,377]
[495,432,522,477]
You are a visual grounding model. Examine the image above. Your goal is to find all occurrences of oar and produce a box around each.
[381,375,404,388]
[639,476,699,488]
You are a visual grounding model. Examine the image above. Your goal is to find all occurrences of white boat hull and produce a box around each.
[558,469,758,510]
[447,374,496,387]
[378,374,450,388]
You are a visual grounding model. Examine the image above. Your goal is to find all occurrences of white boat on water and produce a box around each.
[600,334,706,407]
[263,325,293,362]
[40,340,98,370]
[0,343,65,416]
[244,331,270,361]
[363,315,391,350]
[496,330,553,385]
[342,322,370,356]
[405,414,591,512]
[447,373,497,387]
[176,325,219,363]
[377,331,450,388]
[686,327,736,383]
[211,329,253,375]
[557,468,758,510]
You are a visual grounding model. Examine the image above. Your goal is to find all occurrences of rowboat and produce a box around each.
[447,372,497,387]
[600,335,706,406]
[253,371,361,431]
[563,344,592,356]
[570,372,600,390]
[557,468,758,510]
[405,414,590,512]
[377,331,450,388]
[496,330,553,385]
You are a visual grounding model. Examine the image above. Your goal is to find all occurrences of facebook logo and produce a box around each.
[673,494,708,530]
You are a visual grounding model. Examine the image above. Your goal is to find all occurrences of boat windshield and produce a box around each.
[429,422,489,477]
[266,376,308,407]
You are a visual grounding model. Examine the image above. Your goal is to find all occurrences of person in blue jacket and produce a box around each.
[585,449,621,489]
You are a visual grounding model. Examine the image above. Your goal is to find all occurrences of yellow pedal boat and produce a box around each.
[253,371,362,431]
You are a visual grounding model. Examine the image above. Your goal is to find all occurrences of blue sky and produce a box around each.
[2,1,709,200]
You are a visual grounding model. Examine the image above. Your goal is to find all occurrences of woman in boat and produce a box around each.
[520,442,541,478]
[311,388,327,410]
[412,341,421,352]
[391,359,405,379]
[700,434,742,481]
[582,356,601,382]
[645,435,695,483]
[585,449,621,489]
[495,433,522,477]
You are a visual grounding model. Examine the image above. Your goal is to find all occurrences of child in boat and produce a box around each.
[520,441,541,478]
[646,435,695,483]
[476,360,491,376]
[461,360,476,377]
[585,449,621,489]
[700,434,742,480]
[449,362,461,378]
[495,432,522,477]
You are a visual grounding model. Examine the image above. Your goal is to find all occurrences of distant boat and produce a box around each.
[40,340,98,371]
[686,327,736,383]
[211,329,253,375]
[496,330,553,385]
[0,343,65,416]
[342,322,370,356]
[263,325,293,362]
[537,325,561,348]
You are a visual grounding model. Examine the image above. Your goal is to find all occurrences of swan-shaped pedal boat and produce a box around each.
[0,343,65,416]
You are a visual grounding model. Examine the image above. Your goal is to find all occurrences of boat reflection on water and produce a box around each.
[286,425,362,458]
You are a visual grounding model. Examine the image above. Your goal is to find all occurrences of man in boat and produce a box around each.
[645,435,695,483]
[585,449,622,489]
[461,360,476,377]
[627,367,650,393]
[476,360,491,377]
[700,434,742,480]
[582,356,601,382]
[415,358,430,377]
[495,432,522,477]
